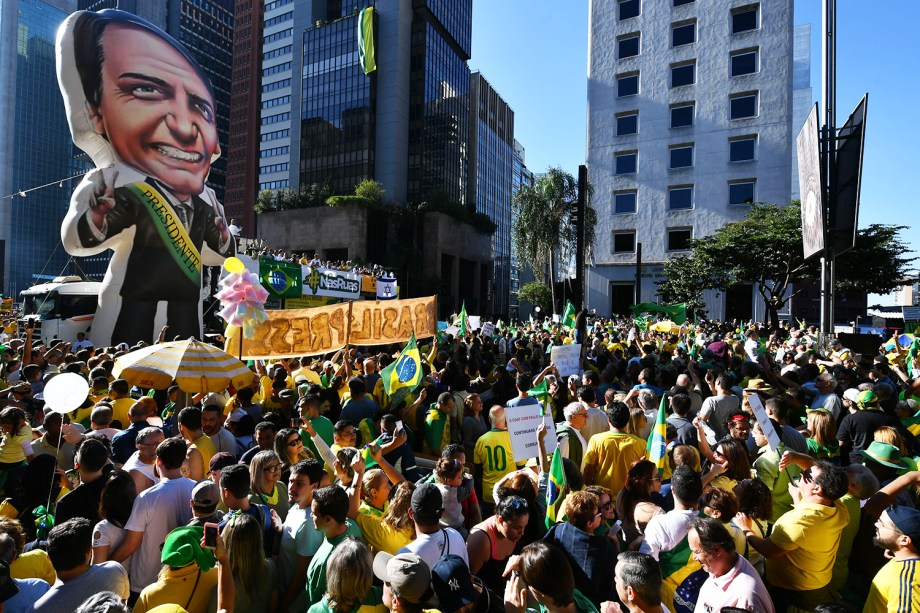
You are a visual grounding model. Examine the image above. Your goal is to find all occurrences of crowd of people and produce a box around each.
[0,317,916,613]
[240,239,394,279]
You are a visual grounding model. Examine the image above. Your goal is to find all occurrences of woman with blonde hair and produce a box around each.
[623,408,647,438]
[874,425,907,456]
[222,513,278,613]
[804,408,840,463]
[309,538,386,613]
[248,450,290,520]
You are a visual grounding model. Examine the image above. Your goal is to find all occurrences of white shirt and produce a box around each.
[695,554,775,613]
[639,509,696,560]
[398,527,468,570]
[125,476,195,593]
[581,406,610,443]
[744,338,759,362]
[123,451,157,487]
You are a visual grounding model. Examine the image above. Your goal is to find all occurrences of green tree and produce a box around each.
[658,202,916,327]
[354,179,386,204]
[518,281,553,315]
[513,167,595,313]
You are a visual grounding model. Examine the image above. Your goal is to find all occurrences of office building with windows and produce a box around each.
[468,72,514,317]
[79,0,235,202]
[0,0,78,296]
[586,0,802,319]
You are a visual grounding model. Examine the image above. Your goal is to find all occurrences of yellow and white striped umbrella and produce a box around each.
[112,339,255,393]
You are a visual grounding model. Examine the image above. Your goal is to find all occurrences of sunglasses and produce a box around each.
[287,438,301,447]
[263,464,282,473]
[600,501,614,511]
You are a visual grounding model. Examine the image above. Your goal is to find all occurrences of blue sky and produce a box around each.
[470,1,919,299]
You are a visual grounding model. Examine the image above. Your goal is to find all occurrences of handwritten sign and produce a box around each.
[480,322,495,338]
[226,296,437,359]
[748,393,781,451]
[506,403,557,461]
[551,343,582,377]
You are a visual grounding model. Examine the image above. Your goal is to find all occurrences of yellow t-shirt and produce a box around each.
[134,564,218,613]
[0,424,32,464]
[190,434,216,475]
[864,557,920,613]
[583,431,646,495]
[473,429,518,504]
[110,397,136,427]
[355,508,413,555]
[708,475,738,493]
[10,549,56,585]
[765,499,849,591]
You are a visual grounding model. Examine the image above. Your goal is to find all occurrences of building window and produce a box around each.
[619,0,640,20]
[670,145,693,169]
[670,61,696,88]
[729,180,756,205]
[672,20,696,47]
[669,186,693,210]
[613,231,636,253]
[730,92,758,119]
[617,73,639,97]
[670,103,694,128]
[667,228,693,251]
[615,152,638,175]
[614,191,637,214]
[731,49,758,76]
[617,112,638,136]
[673,0,694,5]
[618,33,640,58]
[729,136,756,162]
[732,5,759,34]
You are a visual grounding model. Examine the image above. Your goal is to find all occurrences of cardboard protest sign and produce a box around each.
[551,343,582,377]
[506,403,557,462]
[226,296,437,359]
[748,393,781,451]
[56,10,235,347]
[480,321,495,337]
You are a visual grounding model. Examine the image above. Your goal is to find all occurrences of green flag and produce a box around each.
[545,446,567,529]
[357,7,376,74]
[454,301,468,336]
[528,379,549,405]
[259,259,303,299]
[629,302,687,325]
[562,301,576,329]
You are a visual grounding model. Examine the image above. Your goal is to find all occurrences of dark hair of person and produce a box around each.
[605,401,630,429]
[577,385,596,404]
[313,485,349,524]
[619,460,659,527]
[0,407,24,428]
[47,518,93,571]
[220,464,251,500]
[177,406,202,431]
[670,465,703,506]
[699,487,739,521]
[76,437,110,473]
[670,393,691,416]
[156,436,189,470]
[734,478,772,520]
[714,438,752,482]
[689,516,737,554]
[97,469,137,528]
[516,373,533,392]
[519,541,575,607]
[290,458,326,485]
[813,460,849,501]
[495,494,529,522]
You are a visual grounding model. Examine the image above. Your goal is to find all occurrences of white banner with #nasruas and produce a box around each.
[550,343,582,377]
[506,403,557,461]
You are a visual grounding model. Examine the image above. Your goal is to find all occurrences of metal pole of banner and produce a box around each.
[820,0,837,335]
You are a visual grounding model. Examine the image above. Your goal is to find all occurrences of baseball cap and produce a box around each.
[843,388,860,403]
[373,552,434,605]
[411,482,444,524]
[279,389,296,400]
[227,408,247,423]
[294,374,308,384]
[191,480,220,508]
[887,506,920,544]
[431,554,477,612]
[208,452,237,474]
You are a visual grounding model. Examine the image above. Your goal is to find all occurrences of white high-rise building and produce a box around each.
[586,0,807,320]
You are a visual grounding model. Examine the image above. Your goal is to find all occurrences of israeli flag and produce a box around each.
[376,276,397,300]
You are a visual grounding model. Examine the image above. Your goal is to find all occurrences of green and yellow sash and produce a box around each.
[125,181,202,285]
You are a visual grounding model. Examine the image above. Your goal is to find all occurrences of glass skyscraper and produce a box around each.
[0,0,76,297]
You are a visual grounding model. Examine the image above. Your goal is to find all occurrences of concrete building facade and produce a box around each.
[586,0,800,320]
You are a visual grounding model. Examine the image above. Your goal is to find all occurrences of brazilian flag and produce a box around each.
[259,259,302,299]
[380,333,422,396]
[562,300,576,329]
[545,445,567,529]
[647,394,668,475]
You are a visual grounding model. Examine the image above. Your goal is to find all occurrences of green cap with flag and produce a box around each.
[380,333,422,397]
[646,394,668,474]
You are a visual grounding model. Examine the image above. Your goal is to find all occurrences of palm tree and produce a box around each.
[513,167,595,313]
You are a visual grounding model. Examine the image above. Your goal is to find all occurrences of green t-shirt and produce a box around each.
[308,586,387,613]
[305,519,365,606]
[301,416,335,459]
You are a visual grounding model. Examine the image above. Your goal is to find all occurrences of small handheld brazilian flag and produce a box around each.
[380,333,422,396]
[545,445,567,529]
[646,394,668,475]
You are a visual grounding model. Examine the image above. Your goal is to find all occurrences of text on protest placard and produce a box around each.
[748,393,781,451]
[506,403,557,462]
[551,343,582,377]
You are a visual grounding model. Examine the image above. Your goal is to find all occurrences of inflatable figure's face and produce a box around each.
[89,24,219,200]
